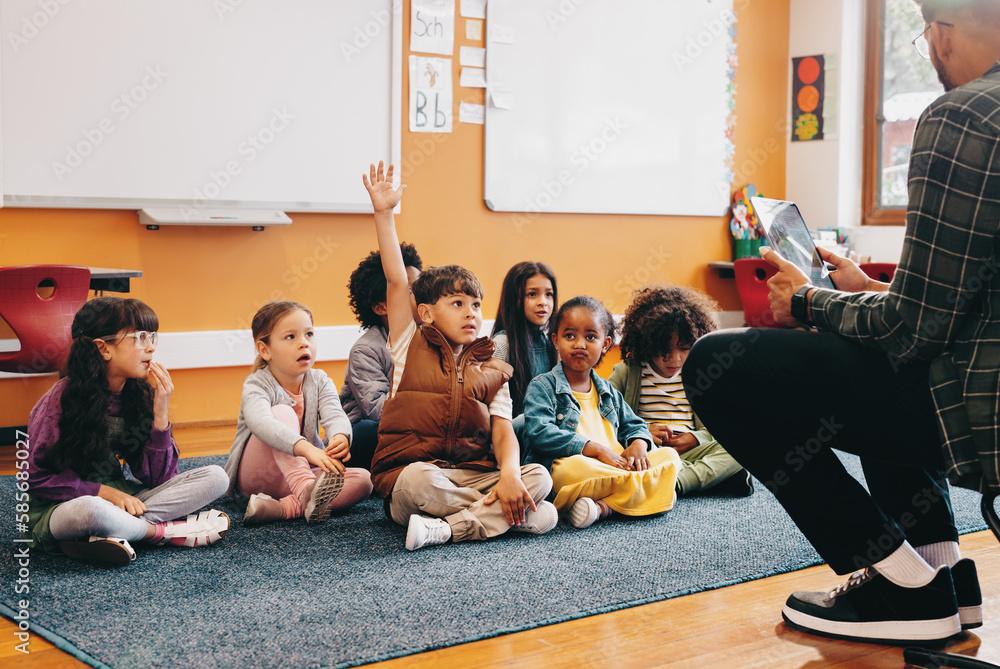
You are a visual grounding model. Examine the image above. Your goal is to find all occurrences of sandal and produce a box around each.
[60,536,137,567]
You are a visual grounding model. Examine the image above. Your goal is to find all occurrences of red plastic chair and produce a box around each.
[860,262,897,283]
[0,265,91,374]
[733,258,786,328]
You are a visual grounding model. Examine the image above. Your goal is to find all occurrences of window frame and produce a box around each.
[862,0,908,226]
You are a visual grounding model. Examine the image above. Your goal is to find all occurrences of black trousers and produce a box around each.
[684,328,957,574]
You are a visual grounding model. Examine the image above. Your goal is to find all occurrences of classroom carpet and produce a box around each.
[0,453,990,669]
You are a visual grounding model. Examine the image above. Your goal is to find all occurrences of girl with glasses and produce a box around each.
[23,297,231,566]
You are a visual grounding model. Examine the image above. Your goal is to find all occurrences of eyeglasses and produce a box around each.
[98,331,159,349]
[913,21,954,60]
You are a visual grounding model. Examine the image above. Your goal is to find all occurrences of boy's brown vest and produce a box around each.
[371,324,513,498]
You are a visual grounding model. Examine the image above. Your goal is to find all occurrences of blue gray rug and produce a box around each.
[0,453,989,669]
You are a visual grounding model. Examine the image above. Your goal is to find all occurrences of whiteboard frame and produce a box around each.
[484,0,735,218]
[0,0,403,214]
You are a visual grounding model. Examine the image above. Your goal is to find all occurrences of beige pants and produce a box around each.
[389,462,552,542]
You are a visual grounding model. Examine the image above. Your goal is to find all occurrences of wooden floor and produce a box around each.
[4,424,1000,668]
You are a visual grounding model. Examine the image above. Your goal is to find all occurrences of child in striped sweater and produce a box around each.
[609,285,753,497]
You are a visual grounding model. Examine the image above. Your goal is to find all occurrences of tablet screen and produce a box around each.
[751,197,836,290]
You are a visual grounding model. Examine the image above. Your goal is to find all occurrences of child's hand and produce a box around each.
[583,441,629,470]
[99,484,147,516]
[484,471,537,526]
[295,440,346,474]
[363,161,406,213]
[325,434,351,463]
[648,423,673,446]
[148,362,173,431]
[622,441,651,471]
[664,432,698,455]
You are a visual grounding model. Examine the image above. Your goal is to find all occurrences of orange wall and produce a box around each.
[0,0,789,428]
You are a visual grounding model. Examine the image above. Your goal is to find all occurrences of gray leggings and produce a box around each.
[48,465,229,543]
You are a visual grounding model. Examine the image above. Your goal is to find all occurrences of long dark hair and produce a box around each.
[49,297,159,480]
[491,261,558,414]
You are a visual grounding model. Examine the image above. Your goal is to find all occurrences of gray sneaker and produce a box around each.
[304,470,345,524]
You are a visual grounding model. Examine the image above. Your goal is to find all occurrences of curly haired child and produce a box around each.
[340,243,423,470]
[609,285,752,496]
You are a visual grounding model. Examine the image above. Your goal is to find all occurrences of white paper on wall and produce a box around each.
[409,55,453,132]
[410,0,455,55]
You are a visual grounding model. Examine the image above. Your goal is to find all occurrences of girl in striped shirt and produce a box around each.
[609,285,752,496]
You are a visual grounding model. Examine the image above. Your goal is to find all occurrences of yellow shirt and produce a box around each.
[572,382,623,453]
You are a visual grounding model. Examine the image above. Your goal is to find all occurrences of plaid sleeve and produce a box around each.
[809,105,1000,361]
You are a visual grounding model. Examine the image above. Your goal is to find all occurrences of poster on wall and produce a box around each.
[409,55,453,133]
[792,55,825,141]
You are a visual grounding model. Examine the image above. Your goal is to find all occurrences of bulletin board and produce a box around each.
[0,0,402,213]
[484,0,736,217]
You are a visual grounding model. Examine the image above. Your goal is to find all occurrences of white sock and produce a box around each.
[915,541,962,569]
[873,542,937,588]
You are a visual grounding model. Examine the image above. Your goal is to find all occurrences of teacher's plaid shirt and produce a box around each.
[809,61,1000,492]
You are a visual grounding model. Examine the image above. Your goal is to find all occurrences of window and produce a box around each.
[863,0,943,225]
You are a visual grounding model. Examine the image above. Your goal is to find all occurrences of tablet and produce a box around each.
[750,196,836,290]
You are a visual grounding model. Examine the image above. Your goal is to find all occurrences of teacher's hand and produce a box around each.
[760,246,810,327]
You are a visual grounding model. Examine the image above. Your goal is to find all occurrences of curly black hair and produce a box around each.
[618,285,718,365]
[347,243,423,330]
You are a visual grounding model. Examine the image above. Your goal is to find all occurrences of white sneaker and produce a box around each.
[570,497,601,529]
[511,501,558,534]
[405,515,452,551]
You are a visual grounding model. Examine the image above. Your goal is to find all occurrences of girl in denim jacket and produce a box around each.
[522,296,681,528]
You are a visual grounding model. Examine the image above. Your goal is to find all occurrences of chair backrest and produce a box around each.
[0,265,91,374]
[859,262,897,283]
[733,258,785,329]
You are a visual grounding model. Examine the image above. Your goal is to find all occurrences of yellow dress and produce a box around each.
[550,384,680,516]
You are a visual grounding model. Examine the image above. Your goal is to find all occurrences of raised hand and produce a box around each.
[362,160,406,213]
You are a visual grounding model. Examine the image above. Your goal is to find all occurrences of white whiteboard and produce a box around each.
[484,0,734,217]
[0,0,402,213]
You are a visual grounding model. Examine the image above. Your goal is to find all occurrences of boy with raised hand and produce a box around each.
[362,161,556,551]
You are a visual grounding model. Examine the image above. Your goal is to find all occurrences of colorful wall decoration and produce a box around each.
[792,55,825,141]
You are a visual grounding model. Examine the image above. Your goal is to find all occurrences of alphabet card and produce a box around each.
[410,0,455,56]
[409,55,453,133]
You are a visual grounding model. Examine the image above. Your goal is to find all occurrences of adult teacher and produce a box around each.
[685,0,1000,645]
